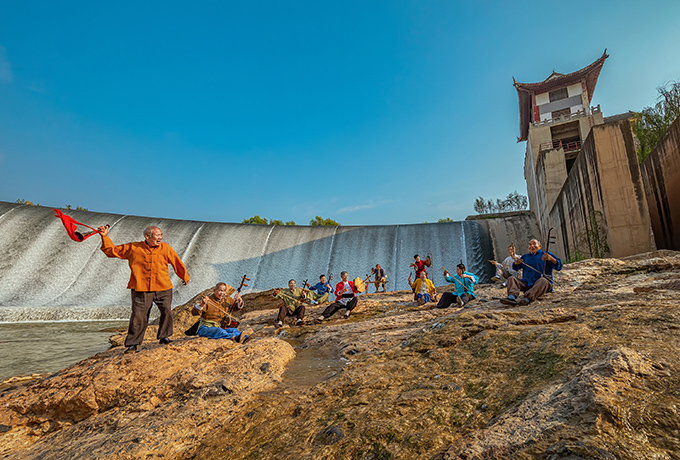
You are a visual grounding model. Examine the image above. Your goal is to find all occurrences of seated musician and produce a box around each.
[308,274,333,304]
[317,271,358,321]
[273,279,308,327]
[436,263,478,308]
[489,244,520,286]
[409,270,437,306]
[501,239,562,306]
[192,282,248,342]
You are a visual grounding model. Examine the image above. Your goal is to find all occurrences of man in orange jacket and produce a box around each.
[98,225,189,354]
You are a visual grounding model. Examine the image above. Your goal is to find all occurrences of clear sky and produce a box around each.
[1,1,679,226]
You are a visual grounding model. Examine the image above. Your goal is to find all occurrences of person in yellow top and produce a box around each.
[409,270,437,306]
[98,225,189,354]
[191,282,248,342]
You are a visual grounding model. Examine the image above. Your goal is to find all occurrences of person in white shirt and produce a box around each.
[317,271,359,321]
[490,244,520,286]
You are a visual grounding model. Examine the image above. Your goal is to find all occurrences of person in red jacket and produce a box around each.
[317,271,358,321]
[410,254,430,278]
[99,225,189,354]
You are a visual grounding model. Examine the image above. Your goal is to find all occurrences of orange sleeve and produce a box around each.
[165,245,189,284]
[100,235,132,259]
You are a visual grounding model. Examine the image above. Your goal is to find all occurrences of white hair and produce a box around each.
[144,226,160,237]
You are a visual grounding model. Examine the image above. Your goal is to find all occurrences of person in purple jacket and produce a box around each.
[500,239,562,306]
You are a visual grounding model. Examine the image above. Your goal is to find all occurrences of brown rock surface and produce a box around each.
[3,250,680,459]
[0,337,294,459]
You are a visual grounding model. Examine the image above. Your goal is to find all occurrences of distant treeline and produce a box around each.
[242,215,340,226]
[473,191,528,215]
[16,199,88,211]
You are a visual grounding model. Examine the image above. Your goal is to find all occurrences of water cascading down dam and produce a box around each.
[0,201,498,321]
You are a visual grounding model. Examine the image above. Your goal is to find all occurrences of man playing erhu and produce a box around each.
[501,238,562,306]
[273,279,309,327]
[191,282,248,343]
[308,274,333,305]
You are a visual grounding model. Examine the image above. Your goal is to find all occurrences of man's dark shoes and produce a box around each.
[517,297,531,306]
[296,319,304,326]
[159,337,172,345]
[124,345,138,354]
[500,296,517,306]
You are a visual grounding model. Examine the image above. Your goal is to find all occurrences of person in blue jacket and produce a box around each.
[501,238,562,306]
[436,263,478,308]
[308,274,333,304]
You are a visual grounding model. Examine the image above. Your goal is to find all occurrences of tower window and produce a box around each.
[549,88,569,102]
[552,107,571,120]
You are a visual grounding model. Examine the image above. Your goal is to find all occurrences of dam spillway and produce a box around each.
[0,201,497,321]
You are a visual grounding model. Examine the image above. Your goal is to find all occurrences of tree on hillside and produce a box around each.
[438,217,454,223]
[309,216,340,226]
[473,191,528,215]
[16,199,38,206]
[634,79,680,163]
[242,215,268,225]
[242,216,296,225]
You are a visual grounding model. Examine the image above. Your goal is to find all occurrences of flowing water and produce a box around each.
[0,201,496,319]
[0,201,500,379]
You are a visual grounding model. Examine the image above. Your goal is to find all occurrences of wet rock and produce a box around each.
[398,389,434,402]
[314,425,345,445]
[441,383,464,392]
[0,337,295,459]
[5,251,680,460]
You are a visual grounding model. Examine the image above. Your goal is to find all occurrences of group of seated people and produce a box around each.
[191,238,562,341]
[408,238,562,309]
[271,271,362,327]
[408,261,479,308]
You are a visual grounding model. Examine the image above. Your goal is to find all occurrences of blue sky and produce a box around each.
[1,1,679,226]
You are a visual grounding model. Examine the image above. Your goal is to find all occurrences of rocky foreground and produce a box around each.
[2,251,680,459]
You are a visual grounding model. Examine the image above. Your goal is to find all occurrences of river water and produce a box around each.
[0,320,127,380]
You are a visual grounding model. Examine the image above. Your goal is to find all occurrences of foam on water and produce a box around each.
[0,201,495,321]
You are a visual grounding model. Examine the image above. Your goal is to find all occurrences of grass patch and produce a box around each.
[511,350,566,386]
[464,381,488,399]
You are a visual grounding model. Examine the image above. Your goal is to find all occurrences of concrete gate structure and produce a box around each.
[513,50,657,259]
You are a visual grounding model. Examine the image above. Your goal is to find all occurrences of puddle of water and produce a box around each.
[278,337,346,389]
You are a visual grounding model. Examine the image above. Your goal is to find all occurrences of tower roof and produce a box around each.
[513,49,609,142]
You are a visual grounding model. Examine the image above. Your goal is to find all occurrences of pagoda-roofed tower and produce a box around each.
[514,50,608,232]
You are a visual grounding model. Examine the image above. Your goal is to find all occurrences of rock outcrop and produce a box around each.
[0,337,294,459]
[2,250,680,459]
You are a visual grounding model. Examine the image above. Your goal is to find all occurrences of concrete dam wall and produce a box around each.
[0,201,503,321]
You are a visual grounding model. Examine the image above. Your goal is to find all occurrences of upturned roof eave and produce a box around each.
[514,49,608,142]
